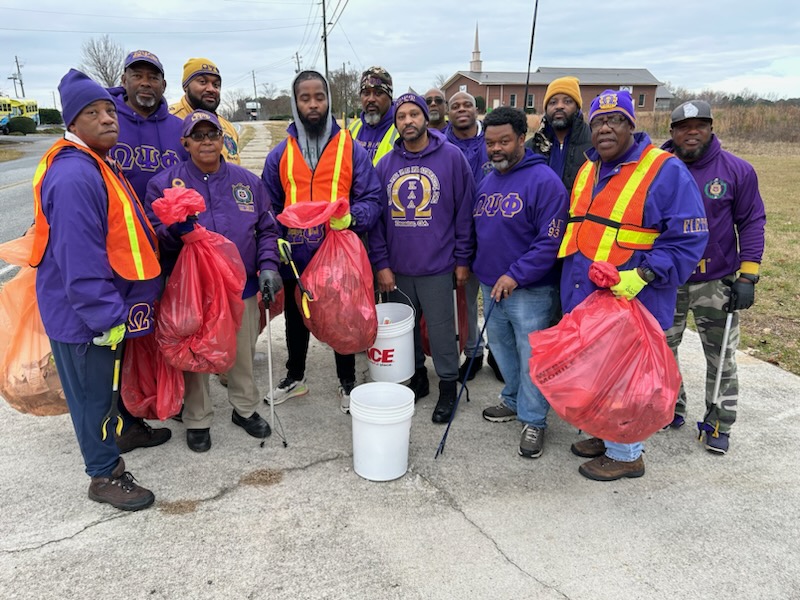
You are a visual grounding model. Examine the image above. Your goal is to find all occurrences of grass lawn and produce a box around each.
[0,148,24,162]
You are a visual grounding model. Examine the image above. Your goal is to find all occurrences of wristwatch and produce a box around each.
[738,273,759,284]
[638,266,656,283]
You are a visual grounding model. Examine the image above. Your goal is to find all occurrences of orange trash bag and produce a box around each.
[0,230,67,416]
[528,262,681,443]
[278,199,377,355]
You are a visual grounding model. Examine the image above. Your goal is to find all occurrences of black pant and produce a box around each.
[283,278,355,383]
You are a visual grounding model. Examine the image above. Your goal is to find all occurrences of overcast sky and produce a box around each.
[2,0,798,110]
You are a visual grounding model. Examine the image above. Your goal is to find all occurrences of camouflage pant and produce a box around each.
[665,278,739,433]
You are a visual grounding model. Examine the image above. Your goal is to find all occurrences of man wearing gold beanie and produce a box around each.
[169,58,240,164]
[525,75,592,192]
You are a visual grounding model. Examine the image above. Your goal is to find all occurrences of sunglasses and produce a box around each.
[425,96,445,105]
[188,129,223,141]
[589,114,628,131]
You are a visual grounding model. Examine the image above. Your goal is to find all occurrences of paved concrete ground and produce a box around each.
[2,121,798,599]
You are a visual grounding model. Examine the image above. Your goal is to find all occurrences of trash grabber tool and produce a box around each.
[277,239,313,319]
[261,308,288,448]
[700,284,737,438]
[436,298,496,459]
[100,342,124,441]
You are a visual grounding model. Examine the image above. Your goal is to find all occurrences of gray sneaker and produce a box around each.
[519,425,545,458]
[266,376,308,405]
[482,402,516,423]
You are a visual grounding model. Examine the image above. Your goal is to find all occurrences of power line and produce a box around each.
[0,23,310,34]
[0,5,308,22]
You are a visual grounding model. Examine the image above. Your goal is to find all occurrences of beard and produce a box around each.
[491,158,510,171]
[300,113,326,137]
[549,111,575,131]
[364,112,381,126]
[187,89,220,112]
[674,139,712,163]
[401,123,426,144]
[134,93,158,109]
[429,109,441,122]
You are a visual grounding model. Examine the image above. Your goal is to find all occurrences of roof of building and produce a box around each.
[444,67,662,88]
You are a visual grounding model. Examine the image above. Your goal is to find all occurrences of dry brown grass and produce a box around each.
[237,124,257,151]
[158,499,200,514]
[239,468,284,486]
[0,148,23,162]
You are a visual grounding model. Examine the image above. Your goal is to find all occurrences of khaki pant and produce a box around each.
[183,295,261,429]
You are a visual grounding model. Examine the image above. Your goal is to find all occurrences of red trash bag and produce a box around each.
[0,230,67,416]
[258,288,284,334]
[528,262,681,443]
[278,199,377,355]
[152,189,246,373]
[421,285,468,356]
[122,326,185,421]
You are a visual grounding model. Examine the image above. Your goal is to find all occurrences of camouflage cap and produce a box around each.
[360,66,392,96]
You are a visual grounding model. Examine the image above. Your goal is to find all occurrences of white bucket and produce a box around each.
[367,303,415,383]
[350,382,415,481]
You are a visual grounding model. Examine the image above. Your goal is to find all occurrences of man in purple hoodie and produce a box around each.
[474,107,568,459]
[662,100,766,455]
[370,92,475,423]
[108,50,186,202]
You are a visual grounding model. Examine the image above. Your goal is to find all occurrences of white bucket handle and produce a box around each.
[377,288,416,320]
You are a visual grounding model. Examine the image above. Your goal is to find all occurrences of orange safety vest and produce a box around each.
[558,144,673,266]
[278,130,354,206]
[30,138,161,281]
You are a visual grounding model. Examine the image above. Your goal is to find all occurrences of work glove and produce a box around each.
[93,323,126,347]
[329,213,352,231]
[610,269,648,300]
[259,269,283,303]
[174,214,198,236]
[730,279,755,311]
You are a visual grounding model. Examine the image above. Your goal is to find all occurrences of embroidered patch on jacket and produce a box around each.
[232,183,255,212]
[126,303,153,334]
[704,177,728,200]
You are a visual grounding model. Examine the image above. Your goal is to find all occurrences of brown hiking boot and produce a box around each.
[88,458,155,511]
[578,455,645,481]
[570,437,606,458]
[116,420,172,454]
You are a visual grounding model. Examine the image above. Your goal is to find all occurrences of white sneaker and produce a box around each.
[339,380,355,414]
[266,376,308,405]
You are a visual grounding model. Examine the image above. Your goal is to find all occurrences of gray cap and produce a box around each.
[671,100,713,126]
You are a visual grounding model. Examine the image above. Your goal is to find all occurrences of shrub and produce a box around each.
[475,95,486,113]
[8,117,37,134]
[39,108,63,125]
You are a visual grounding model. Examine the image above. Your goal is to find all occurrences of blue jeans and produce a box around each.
[481,284,556,428]
[605,441,644,461]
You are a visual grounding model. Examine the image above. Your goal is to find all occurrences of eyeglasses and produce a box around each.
[590,114,628,131]
[188,129,223,141]
[425,96,445,105]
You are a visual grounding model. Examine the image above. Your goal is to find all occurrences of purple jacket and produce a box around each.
[561,133,709,329]
[261,119,383,275]
[370,128,476,276]
[444,122,490,184]
[146,158,280,299]
[661,135,765,282]
[36,146,161,343]
[108,87,187,202]
[474,149,568,288]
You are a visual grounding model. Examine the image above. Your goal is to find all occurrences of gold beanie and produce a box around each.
[182,58,221,88]
[543,76,582,109]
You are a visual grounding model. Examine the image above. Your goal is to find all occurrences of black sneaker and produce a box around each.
[116,420,172,454]
[408,367,429,402]
[519,425,545,459]
[458,354,483,382]
[432,380,457,423]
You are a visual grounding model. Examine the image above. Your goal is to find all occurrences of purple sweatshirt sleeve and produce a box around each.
[254,178,281,272]
[367,164,391,271]
[453,152,476,267]
[732,160,766,266]
[348,143,383,233]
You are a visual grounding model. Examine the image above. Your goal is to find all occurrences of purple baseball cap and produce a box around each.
[181,110,222,137]
[124,50,164,75]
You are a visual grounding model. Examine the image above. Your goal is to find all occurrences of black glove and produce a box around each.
[259,269,283,303]
[731,279,755,311]
[172,214,198,236]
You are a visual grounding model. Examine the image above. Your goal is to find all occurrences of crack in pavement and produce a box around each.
[415,472,572,600]
[2,452,349,555]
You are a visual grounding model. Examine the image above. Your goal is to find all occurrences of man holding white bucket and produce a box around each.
[473,107,568,459]
[369,92,475,424]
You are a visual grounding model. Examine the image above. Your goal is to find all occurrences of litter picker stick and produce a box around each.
[100,343,124,441]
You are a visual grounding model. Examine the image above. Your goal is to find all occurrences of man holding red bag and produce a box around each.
[261,70,382,414]
[558,90,708,481]
[146,110,281,452]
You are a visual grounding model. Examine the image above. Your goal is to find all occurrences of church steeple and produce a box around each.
[470,23,482,73]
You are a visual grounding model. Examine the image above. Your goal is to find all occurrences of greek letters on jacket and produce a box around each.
[386,165,441,228]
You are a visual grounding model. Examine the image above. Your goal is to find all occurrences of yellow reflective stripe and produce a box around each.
[557,222,576,258]
[616,229,659,246]
[330,132,347,203]
[594,226,618,262]
[286,141,297,205]
[104,168,146,280]
[570,162,594,212]
[608,148,661,223]
[372,126,398,166]
[348,119,362,136]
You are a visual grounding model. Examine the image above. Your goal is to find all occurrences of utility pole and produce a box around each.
[52,90,57,110]
[294,52,301,74]
[15,56,25,98]
[321,0,329,81]
[8,75,18,98]
[252,70,258,99]
[342,61,348,127]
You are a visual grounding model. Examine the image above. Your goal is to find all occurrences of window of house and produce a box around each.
[638,94,646,107]
[509,94,517,108]
[527,94,534,108]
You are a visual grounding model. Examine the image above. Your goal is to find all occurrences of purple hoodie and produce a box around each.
[370,128,475,276]
[444,121,490,184]
[661,134,765,281]
[473,149,568,288]
[108,87,187,202]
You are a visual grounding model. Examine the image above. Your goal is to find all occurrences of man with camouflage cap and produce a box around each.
[169,57,240,164]
[348,66,399,166]
[661,100,766,455]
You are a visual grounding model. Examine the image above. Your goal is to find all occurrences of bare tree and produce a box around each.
[433,73,448,89]
[328,65,360,117]
[260,82,278,99]
[220,88,249,121]
[80,35,126,87]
